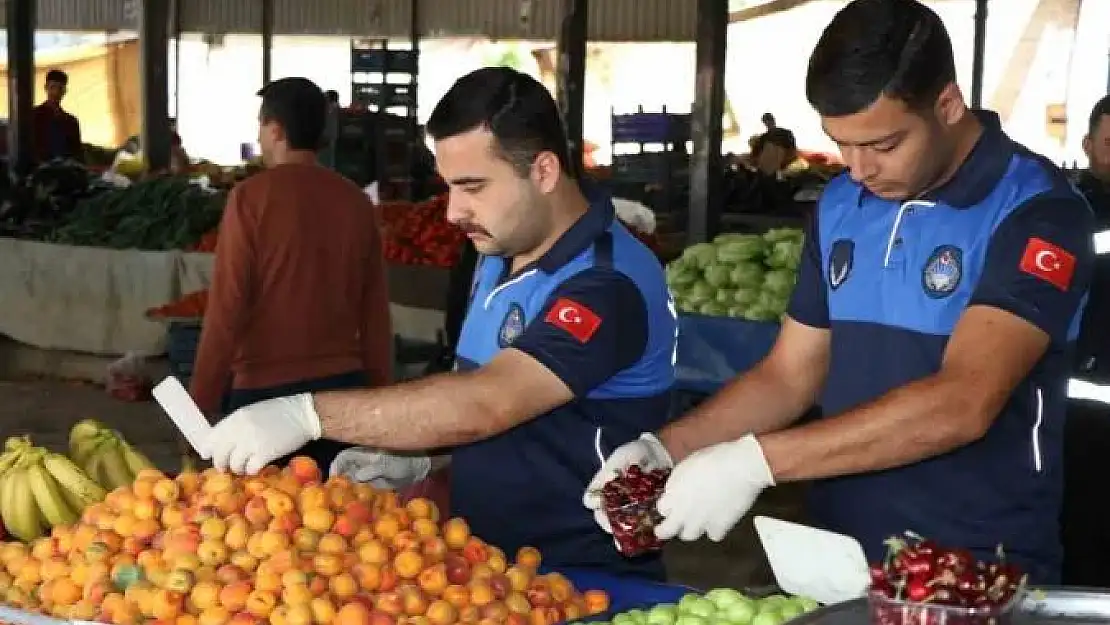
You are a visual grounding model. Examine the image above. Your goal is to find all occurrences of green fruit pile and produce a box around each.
[571,588,820,625]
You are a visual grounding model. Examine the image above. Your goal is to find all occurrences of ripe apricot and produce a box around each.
[288,456,322,485]
[311,597,338,625]
[303,508,335,534]
[329,573,359,600]
[393,551,424,579]
[153,479,182,504]
[373,514,402,541]
[218,581,251,612]
[317,533,348,555]
[426,600,458,625]
[245,589,278,618]
[417,563,449,596]
[583,589,609,615]
[287,604,314,625]
[333,601,372,625]
[442,519,470,550]
[470,582,495,607]
[515,546,542,571]
[313,553,345,577]
[282,583,314,607]
[404,498,439,522]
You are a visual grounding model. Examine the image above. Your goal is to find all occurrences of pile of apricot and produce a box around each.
[0,457,611,625]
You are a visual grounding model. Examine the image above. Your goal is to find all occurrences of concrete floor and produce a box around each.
[0,377,809,591]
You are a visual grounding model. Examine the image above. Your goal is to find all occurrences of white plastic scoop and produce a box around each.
[152,376,213,456]
[754,515,871,606]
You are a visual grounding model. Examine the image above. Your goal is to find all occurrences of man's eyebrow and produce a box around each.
[825,129,905,148]
[447,176,488,186]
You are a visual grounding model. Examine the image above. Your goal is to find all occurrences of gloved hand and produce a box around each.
[330,447,431,490]
[583,433,673,532]
[654,434,775,542]
[202,393,321,475]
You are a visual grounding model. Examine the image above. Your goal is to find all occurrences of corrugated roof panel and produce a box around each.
[179,0,262,33]
[10,0,698,41]
[0,0,129,30]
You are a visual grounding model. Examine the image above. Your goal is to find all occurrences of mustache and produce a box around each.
[456,222,491,236]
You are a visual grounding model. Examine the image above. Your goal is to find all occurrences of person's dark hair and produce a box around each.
[1090,95,1110,136]
[324,90,339,104]
[45,69,68,85]
[761,113,776,129]
[806,0,956,117]
[257,77,327,151]
[426,67,572,177]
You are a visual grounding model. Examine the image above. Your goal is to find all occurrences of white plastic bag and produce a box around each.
[106,351,153,402]
[613,197,657,234]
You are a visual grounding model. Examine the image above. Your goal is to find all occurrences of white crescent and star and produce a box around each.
[556,306,581,324]
[1034,250,1060,272]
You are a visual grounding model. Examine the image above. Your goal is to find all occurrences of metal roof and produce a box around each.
[1,0,699,41]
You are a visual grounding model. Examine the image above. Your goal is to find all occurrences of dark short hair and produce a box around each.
[1090,95,1110,135]
[760,128,797,153]
[806,0,956,117]
[426,67,571,177]
[45,69,68,85]
[257,77,327,151]
[761,113,776,128]
[324,90,339,104]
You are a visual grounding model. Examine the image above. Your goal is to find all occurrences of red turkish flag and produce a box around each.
[1019,237,1076,291]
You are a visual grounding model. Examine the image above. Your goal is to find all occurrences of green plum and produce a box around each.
[678,596,717,619]
[675,615,710,625]
[647,604,680,625]
[704,588,747,611]
[627,609,649,625]
[750,610,784,625]
[614,614,638,625]
[796,597,819,613]
[720,600,757,624]
[778,602,803,621]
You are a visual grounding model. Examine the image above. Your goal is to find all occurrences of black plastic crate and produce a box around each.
[351,48,418,74]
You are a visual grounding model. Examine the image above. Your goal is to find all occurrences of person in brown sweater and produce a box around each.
[189,77,392,472]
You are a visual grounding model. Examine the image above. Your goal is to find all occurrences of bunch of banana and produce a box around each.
[69,419,156,491]
[0,435,107,542]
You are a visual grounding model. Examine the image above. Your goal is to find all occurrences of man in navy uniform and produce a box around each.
[587,0,1094,584]
[199,67,677,579]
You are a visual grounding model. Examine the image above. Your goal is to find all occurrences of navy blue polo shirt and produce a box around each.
[450,197,677,578]
[789,111,1095,584]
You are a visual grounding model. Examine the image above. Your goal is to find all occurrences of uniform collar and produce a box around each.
[531,191,615,274]
[920,110,1013,208]
[855,109,1013,209]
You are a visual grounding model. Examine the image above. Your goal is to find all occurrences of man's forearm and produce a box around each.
[759,373,985,482]
[314,371,503,450]
[659,361,816,462]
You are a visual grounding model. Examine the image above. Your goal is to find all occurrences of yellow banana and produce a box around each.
[4,466,45,541]
[70,431,110,466]
[0,448,25,475]
[97,441,135,490]
[4,434,31,452]
[69,418,107,447]
[83,446,109,489]
[43,452,106,509]
[0,471,16,536]
[26,461,78,528]
[120,441,155,475]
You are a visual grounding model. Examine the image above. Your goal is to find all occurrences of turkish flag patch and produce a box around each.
[1019,237,1076,291]
[545,298,602,343]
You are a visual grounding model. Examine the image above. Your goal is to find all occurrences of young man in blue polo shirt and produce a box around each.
[587,0,1095,584]
[198,67,677,579]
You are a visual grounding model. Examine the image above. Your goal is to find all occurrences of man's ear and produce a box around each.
[531,151,561,195]
[1083,134,1093,159]
[934,82,967,127]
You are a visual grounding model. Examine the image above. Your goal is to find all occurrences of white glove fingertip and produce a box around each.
[229,446,252,475]
[653,515,680,541]
[244,455,267,476]
[209,441,233,472]
[593,508,613,534]
[679,521,705,543]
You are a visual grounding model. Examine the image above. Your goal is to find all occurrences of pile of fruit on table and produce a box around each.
[0,452,612,625]
[569,588,819,625]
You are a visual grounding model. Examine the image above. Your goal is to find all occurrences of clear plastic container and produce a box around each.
[868,589,1022,625]
[604,492,665,557]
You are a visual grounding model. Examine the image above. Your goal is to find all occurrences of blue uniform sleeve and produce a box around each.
[786,213,830,328]
[512,268,649,397]
[969,192,1096,345]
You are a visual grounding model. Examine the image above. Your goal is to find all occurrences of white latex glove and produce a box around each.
[583,433,673,533]
[203,393,321,475]
[330,447,431,490]
[654,434,775,542]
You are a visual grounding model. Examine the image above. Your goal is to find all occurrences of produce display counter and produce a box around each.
[793,587,1110,624]
[675,314,779,394]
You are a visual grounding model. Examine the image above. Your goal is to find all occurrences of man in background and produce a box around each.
[189,77,393,473]
[33,69,82,163]
[318,89,341,169]
[1062,94,1110,586]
